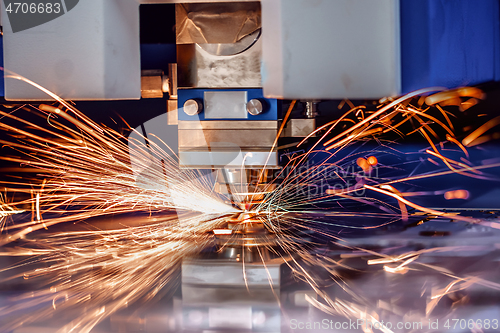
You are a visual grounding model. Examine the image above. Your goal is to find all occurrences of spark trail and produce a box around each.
[0,76,499,332]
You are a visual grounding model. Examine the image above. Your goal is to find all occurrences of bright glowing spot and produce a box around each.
[39,104,61,114]
[367,156,378,166]
[384,265,409,274]
[444,190,469,200]
[213,229,232,235]
[356,158,370,172]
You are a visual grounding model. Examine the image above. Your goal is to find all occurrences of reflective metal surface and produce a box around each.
[177,39,262,88]
[198,29,262,56]
[175,2,261,44]
[247,98,264,116]
[183,99,203,116]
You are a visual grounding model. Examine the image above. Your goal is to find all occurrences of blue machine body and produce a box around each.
[400,0,500,92]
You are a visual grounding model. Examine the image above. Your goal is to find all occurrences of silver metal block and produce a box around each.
[179,151,278,169]
[178,120,278,169]
[179,129,276,149]
[182,257,281,332]
[3,0,141,100]
[261,0,400,99]
[177,39,262,88]
[204,91,248,119]
[282,118,316,138]
[182,260,280,288]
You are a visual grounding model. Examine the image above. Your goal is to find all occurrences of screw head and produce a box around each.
[247,99,264,116]
[183,99,202,116]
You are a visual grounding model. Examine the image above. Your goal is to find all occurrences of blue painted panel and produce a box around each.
[401,0,499,93]
[400,0,431,93]
[495,0,500,81]
[178,88,278,121]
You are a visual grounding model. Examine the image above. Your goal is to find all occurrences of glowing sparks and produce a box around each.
[0,77,499,333]
[424,86,485,106]
[462,115,500,146]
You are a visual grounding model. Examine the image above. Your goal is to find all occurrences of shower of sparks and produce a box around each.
[0,193,24,232]
[0,75,499,332]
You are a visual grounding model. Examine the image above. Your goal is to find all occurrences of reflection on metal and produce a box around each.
[182,257,280,287]
[199,29,261,56]
[175,2,261,44]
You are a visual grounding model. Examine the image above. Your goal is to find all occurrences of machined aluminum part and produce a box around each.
[282,118,316,138]
[178,120,278,169]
